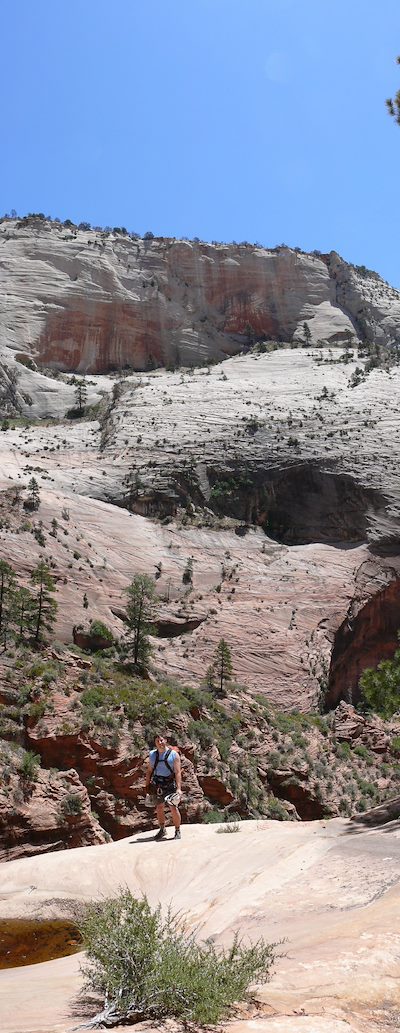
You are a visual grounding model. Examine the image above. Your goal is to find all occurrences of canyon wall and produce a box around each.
[1,218,400,375]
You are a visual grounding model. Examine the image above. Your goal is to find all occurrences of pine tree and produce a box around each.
[0,560,16,647]
[207,638,233,696]
[125,574,157,666]
[75,379,88,415]
[13,586,35,640]
[26,477,40,511]
[30,561,58,642]
[303,322,312,347]
[386,56,400,125]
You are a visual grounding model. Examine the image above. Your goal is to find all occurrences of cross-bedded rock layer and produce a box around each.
[1,347,400,708]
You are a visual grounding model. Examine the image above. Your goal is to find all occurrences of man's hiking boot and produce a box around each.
[174,828,181,840]
[154,827,167,841]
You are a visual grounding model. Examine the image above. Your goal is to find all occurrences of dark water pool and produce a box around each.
[0,919,82,968]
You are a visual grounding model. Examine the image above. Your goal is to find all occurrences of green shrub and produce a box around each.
[353,744,373,762]
[190,719,214,749]
[390,735,400,756]
[268,750,285,769]
[360,647,400,718]
[216,820,240,834]
[203,808,226,823]
[217,732,233,761]
[89,620,114,641]
[356,779,376,798]
[42,665,60,686]
[26,660,49,679]
[336,741,351,758]
[28,700,48,720]
[20,750,40,780]
[267,797,290,821]
[61,792,83,817]
[80,891,277,1026]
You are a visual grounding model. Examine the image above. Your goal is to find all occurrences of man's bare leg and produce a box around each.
[170,803,181,831]
[156,802,166,830]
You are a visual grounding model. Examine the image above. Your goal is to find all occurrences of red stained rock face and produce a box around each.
[24,723,208,839]
[327,577,400,707]
[197,775,235,807]
[36,300,171,373]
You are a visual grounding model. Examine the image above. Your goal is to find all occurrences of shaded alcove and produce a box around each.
[261,465,385,545]
[207,462,386,545]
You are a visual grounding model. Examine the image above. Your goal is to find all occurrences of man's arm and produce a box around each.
[173,753,182,792]
[144,757,154,792]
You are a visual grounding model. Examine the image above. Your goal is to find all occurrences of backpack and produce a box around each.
[152,747,177,785]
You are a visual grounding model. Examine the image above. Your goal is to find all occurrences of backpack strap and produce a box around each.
[163,748,175,776]
[152,748,175,777]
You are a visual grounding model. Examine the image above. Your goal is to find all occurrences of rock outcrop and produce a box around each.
[0,761,106,861]
[1,648,399,851]
[351,794,400,826]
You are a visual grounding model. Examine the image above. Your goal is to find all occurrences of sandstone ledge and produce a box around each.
[0,818,399,1033]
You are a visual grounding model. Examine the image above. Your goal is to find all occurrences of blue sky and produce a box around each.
[1,0,400,284]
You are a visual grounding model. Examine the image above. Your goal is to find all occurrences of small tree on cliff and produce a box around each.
[207,638,233,696]
[75,378,88,416]
[303,322,312,347]
[359,638,400,719]
[182,557,193,586]
[30,560,58,642]
[13,586,35,640]
[25,477,40,511]
[125,574,157,667]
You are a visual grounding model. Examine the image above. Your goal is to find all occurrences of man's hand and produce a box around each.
[165,789,182,806]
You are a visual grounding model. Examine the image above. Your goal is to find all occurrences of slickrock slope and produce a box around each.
[1,349,400,707]
[1,218,400,386]
[0,819,399,1033]
[104,349,400,552]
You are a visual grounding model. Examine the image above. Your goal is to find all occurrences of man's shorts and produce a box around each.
[153,779,176,803]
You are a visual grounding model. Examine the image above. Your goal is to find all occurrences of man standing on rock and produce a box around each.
[144,733,182,840]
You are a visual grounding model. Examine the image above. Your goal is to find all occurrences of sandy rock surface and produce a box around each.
[0,819,399,1033]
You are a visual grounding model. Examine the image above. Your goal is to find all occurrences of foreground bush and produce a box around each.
[79,890,277,1026]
